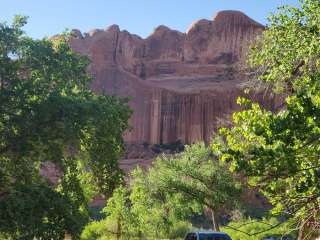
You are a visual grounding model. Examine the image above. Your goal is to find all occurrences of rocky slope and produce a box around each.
[69,10,277,146]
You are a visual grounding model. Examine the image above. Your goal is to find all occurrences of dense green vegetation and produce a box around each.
[82,144,298,239]
[212,0,320,238]
[222,217,297,240]
[150,143,242,232]
[1,0,320,239]
[0,16,131,239]
[81,144,240,239]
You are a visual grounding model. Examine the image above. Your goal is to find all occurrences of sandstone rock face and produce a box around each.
[70,10,276,145]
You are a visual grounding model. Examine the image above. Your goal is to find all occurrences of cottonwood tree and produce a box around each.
[0,16,131,239]
[83,144,240,238]
[212,0,320,238]
[129,167,194,239]
[153,143,242,231]
[83,168,194,240]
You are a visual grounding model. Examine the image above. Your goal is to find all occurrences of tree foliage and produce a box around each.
[222,217,297,240]
[152,143,242,231]
[129,167,194,238]
[82,169,193,240]
[83,143,242,239]
[0,16,131,239]
[0,184,86,240]
[212,0,320,238]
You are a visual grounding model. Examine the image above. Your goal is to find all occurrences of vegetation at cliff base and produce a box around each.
[81,143,242,240]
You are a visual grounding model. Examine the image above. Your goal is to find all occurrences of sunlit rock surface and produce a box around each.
[70,11,277,146]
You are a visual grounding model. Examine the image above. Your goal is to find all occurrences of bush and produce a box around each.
[81,219,117,240]
[167,221,192,240]
[81,219,192,240]
[221,217,297,240]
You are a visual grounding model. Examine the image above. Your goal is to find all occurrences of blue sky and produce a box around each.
[2,0,299,39]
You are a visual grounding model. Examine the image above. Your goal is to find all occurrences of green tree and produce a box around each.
[102,186,133,240]
[212,0,320,238]
[129,167,194,239]
[82,167,194,240]
[0,184,87,240]
[0,16,131,239]
[152,143,242,231]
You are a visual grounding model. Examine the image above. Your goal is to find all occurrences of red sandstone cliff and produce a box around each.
[69,10,277,146]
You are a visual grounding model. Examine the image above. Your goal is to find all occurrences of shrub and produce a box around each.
[81,219,117,240]
[221,217,297,240]
[167,221,192,240]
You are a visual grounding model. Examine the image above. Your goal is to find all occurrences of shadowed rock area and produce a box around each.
[69,10,277,146]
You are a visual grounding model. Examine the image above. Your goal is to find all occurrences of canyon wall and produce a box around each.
[70,10,277,145]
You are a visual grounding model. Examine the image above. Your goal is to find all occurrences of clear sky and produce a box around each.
[1,0,299,39]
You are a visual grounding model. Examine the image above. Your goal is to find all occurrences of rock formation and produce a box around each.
[69,10,277,146]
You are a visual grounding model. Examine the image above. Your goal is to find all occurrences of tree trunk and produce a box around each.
[210,208,220,232]
[298,220,308,240]
[297,227,304,240]
[116,217,121,240]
